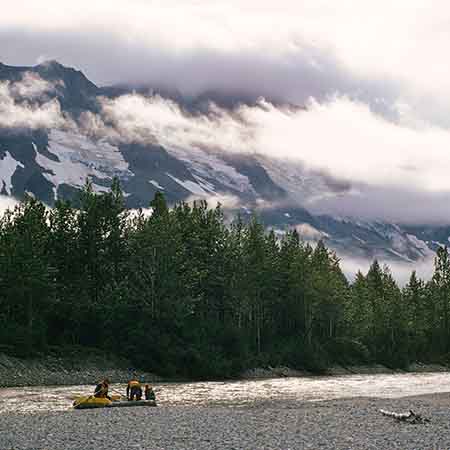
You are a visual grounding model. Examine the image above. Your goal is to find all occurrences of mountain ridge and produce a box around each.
[0,61,447,263]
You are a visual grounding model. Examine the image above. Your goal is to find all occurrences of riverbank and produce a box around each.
[1,351,449,387]
[1,392,449,449]
[242,362,450,379]
[0,351,160,388]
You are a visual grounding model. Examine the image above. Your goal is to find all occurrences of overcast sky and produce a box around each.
[2,0,450,223]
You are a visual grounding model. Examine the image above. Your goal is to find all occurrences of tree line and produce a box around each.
[1,181,450,379]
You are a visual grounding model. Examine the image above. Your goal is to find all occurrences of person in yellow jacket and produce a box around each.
[127,377,142,401]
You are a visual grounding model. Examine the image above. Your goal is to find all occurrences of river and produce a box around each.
[1,372,449,414]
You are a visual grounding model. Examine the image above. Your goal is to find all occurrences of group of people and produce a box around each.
[126,377,156,401]
[94,377,156,402]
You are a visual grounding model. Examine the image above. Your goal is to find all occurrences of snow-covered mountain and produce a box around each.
[0,61,446,263]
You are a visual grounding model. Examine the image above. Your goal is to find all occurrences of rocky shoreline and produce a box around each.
[1,352,449,388]
[241,362,450,379]
[0,352,160,388]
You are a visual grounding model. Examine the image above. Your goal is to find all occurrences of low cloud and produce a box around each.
[76,93,450,223]
[93,93,450,194]
[0,73,66,130]
[94,94,253,150]
[3,0,450,225]
[0,195,19,216]
[309,186,450,225]
[340,254,436,287]
[8,71,60,99]
[3,1,450,128]
[295,223,329,241]
[2,76,450,224]
[186,193,241,211]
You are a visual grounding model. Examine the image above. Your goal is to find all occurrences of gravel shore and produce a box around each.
[0,352,159,387]
[2,393,450,450]
[2,350,448,388]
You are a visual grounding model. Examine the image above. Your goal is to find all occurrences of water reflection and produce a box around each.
[1,372,449,415]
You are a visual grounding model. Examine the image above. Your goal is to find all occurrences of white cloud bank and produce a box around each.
[2,1,450,125]
[3,1,450,223]
[90,93,450,196]
[340,254,436,287]
[2,77,450,222]
[0,195,19,215]
[0,73,65,129]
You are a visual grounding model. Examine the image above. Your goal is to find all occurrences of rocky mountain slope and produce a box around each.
[0,61,445,263]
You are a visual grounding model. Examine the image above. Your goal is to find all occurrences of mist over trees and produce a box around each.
[0,181,449,379]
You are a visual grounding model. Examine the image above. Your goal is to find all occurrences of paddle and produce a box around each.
[110,387,124,396]
[104,386,126,401]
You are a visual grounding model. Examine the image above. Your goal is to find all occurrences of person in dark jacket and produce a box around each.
[94,379,110,399]
[127,377,142,401]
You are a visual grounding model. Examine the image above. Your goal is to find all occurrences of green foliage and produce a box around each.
[0,180,447,376]
[324,337,371,365]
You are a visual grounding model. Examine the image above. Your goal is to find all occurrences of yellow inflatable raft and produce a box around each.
[73,395,156,409]
[73,395,115,409]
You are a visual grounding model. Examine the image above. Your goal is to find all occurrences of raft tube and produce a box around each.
[73,396,113,409]
[108,400,157,408]
[73,396,156,409]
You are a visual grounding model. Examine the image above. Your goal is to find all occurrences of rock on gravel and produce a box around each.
[1,394,450,450]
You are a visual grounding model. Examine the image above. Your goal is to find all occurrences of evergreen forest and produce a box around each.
[1,181,450,379]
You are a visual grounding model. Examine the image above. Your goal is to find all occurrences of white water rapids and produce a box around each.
[1,372,449,414]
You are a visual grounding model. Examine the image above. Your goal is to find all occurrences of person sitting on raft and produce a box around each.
[94,379,111,399]
[144,384,156,401]
[127,377,142,401]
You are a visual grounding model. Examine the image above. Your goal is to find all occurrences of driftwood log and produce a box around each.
[380,409,430,424]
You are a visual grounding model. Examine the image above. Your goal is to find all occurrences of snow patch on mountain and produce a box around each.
[149,180,165,190]
[364,222,433,260]
[0,152,24,195]
[406,234,438,256]
[190,175,216,194]
[35,130,132,194]
[256,156,344,204]
[166,173,210,195]
[352,234,367,244]
[166,145,254,195]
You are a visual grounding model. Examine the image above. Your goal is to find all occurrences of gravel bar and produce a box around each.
[1,393,450,450]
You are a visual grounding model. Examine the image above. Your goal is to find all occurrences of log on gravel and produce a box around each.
[380,409,430,424]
